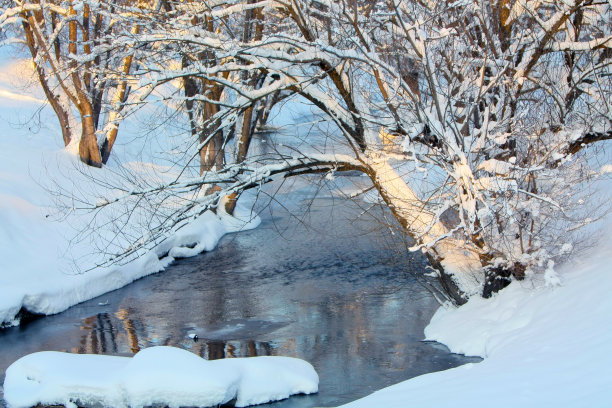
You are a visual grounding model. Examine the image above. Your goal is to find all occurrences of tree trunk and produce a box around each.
[200,129,224,174]
[426,253,468,306]
[79,114,102,168]
[224,106,256,214]
[21,15,74,147]
[364,154,483,304]
[100,125,118,165]
[100,24,140,165]
[200,100,225,175]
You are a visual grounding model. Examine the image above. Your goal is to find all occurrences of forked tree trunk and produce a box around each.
[68,4,102,168]
[79,113,103,167]
[20,3,131,168]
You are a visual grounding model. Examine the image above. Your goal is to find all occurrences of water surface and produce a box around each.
[0,183,479,407]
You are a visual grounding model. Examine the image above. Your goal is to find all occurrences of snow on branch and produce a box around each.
[79,154,365,270]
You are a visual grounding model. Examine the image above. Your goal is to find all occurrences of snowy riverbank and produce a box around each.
[0,132,259,326]
[339,237,612,407]
[0,58,260,327]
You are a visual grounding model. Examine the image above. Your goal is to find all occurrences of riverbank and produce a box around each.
[0,56,261,327]
[340,235,612,407]
[0,129,259,327]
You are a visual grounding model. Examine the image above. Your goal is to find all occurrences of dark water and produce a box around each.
[0,182,479,407]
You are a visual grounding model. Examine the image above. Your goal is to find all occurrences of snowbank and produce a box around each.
[3,346,318,408]
[0,140,259,326]
[0,85,259,327]
[339,240,612,407]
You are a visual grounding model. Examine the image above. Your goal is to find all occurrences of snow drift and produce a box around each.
[3,346,319,408]
[0,123,260,328]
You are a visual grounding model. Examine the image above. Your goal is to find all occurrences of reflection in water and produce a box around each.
[115,308,141,354]
[75,313,119,354]
[73,310,273,361]
[0,190,480,407]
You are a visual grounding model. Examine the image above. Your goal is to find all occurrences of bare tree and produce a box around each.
[0,0,145,166]
[41,0,612,303]
[137,0,286,209]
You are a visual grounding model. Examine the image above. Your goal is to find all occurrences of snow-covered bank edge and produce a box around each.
[1,205,260,328]
[0,134,260,328]
[339,241,612,407]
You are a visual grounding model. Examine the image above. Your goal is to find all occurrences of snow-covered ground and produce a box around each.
[0,54,259,327]
[340,234,612,407]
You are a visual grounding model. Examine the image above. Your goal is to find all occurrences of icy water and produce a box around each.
[0,182,479,407]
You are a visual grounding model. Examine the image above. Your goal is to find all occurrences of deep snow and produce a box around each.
[0,55,260,327]
[0,134,260,326]
[339,235,612,407]
[4,346,318,408]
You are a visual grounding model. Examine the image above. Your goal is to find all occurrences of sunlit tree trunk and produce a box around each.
[6,0,140,167]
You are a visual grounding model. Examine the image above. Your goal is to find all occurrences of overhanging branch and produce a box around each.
[566,129,612,155]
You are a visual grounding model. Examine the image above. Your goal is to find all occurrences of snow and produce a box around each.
[601,164,612,174]
[0,134,259,326]
[1,39,612,408]
[339,235,612,407]
[477,158,513,175]
[0,55,260,327]
[3,346,318,408]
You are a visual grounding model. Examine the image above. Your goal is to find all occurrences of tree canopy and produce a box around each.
[2,0,610,303]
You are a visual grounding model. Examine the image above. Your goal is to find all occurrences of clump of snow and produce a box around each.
[600,164,612,174]
[339,239,612,407]
[221,355,319,406]
[477,158,512,175]
[3,346,318,408]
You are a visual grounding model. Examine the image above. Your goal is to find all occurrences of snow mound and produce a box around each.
[3,346,319,408]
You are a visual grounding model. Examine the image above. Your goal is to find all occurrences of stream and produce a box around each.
[0,178,479,407]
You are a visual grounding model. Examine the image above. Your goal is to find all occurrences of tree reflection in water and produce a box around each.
[74,310,273,360]
[0,194,480,408]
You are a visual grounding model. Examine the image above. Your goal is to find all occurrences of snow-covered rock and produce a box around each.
[3,346,318,408]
